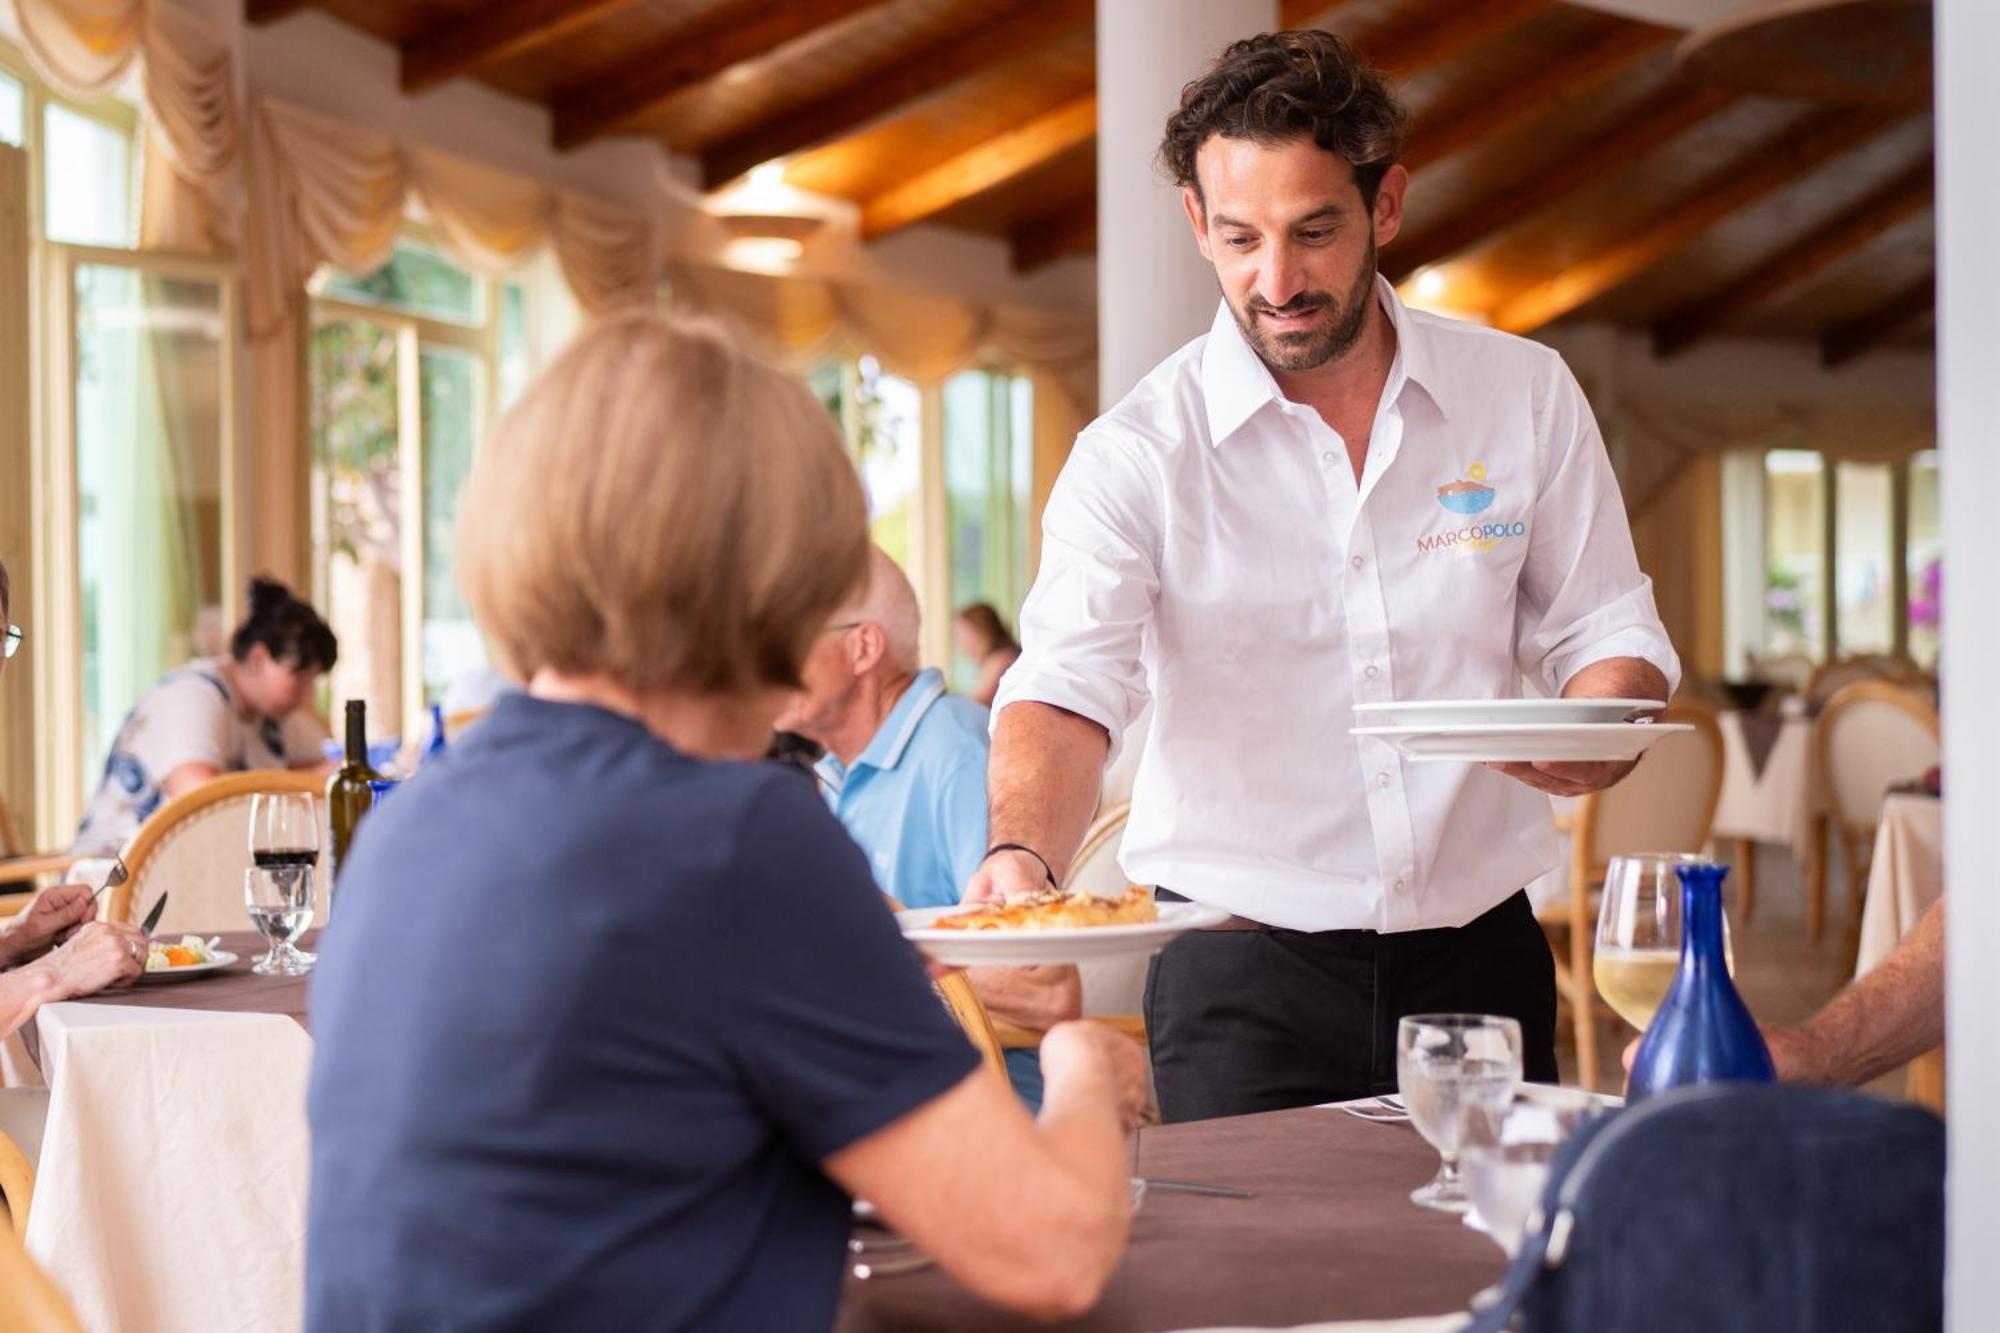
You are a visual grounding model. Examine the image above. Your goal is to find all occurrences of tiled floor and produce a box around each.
[1559,840,1907,1097]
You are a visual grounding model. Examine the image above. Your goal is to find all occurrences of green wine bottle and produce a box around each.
[326,699,381,894]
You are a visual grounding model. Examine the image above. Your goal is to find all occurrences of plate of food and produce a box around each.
[1352,698,1665,728]
[138,935,239,983]
[1349,721,1693,763]
[899,887,1229,966]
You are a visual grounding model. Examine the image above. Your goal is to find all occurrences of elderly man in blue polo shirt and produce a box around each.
[777,546,1078,1107]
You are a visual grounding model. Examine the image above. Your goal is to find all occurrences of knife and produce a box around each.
[139,892,169,937]
[1138,1177,1257,1199]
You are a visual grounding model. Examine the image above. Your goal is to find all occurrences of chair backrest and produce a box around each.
[1063,805,1149,1019]
[1805,656,1900,709]
[0,1220,84,1333]
[1751,652,1815,692]
[932,973,1008,1078]
[108,771,329,933]
[1816,682,1941,836]
[1580,700,1726,872]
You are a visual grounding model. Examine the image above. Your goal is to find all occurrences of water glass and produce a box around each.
[1397,1014,1524,1212]
[1594,853,1733,1033]
[1460,1086,1602,1257]
[245,865,315,976]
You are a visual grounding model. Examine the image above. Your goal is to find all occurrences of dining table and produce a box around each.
[1854,792,1945,1109]
[20,931,317,1333]
[1711,704,1828,934]
[837,1106,1500,1332]
[20,936,1502,1333]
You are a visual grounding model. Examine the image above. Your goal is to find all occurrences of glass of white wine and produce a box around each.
[1593,853,1734,1033]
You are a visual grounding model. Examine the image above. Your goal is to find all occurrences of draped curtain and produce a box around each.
[244,95,659,582]
[8,0,238,250]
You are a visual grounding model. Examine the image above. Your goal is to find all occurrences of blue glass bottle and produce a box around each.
[422,703,448,766]
[1626,862,1775,1101]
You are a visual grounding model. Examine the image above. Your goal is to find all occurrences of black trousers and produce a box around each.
[1143,890,1559,1123]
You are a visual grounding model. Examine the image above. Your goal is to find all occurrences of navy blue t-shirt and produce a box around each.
[306,693,979,1332]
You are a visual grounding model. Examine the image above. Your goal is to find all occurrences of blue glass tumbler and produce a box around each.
[1626,862,1776,1101]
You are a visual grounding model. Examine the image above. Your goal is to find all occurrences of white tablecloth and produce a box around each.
[26,1003,313,1333]
[1855,794,1943,979]
[1712,710,1822,860]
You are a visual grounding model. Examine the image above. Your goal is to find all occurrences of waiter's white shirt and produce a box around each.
[995,280,1680,933]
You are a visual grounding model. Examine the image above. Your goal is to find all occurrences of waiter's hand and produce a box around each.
[1486,758,1637,798]
[965,848,1054,906]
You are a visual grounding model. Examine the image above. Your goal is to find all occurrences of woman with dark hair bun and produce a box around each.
[72,577,339,855]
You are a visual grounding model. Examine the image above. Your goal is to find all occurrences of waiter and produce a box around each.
[967,30,1678,1122]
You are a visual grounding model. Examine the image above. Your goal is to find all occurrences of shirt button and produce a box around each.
[1321,451,1337,466]
[1351,555,1364,569]
[1394,878,1408,894]
[1365,664,1380,680]
[1375,772,1391,790]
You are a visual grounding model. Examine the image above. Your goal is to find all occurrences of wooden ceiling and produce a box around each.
[251,0,1937,363]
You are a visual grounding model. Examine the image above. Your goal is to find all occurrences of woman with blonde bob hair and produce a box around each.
[304,311,1143,1333]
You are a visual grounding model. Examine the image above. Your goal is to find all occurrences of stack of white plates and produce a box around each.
[1351,698,1688,763]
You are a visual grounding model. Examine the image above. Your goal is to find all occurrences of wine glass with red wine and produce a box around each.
[247,792,319,975]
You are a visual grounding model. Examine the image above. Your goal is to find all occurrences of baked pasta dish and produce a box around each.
[931,885,1158,931]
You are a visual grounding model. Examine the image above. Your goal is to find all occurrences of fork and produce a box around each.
[90,854,128,901]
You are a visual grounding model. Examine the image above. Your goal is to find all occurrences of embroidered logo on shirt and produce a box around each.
[1435,462,1496,515]
[1420,463,1525,555]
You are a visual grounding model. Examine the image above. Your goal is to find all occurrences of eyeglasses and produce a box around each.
[2,625,19,660]
[820,621,862,635]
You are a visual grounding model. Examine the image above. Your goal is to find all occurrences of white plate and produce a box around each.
[899,900,1229,967]
[1351,722,1693,763]
[1352,698,1664,728]
[136,950,239,984]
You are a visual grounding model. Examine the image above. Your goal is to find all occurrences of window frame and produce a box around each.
[306,228,536,732]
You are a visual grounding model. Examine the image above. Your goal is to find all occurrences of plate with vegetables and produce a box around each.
[137,935,239,983]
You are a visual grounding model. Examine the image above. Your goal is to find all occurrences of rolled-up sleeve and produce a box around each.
[1514,356,1682,696]
[992,427,1161,761]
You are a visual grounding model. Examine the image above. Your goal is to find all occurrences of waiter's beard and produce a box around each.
[1232,237,1379,373]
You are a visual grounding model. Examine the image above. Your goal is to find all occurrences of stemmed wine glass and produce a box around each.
[247,792,318,976]
[1397,1014,1523,1212]
[1594,853,1733,1034]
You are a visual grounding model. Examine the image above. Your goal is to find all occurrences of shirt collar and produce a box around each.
[815,667,949,786]
[1199,276,1452,449]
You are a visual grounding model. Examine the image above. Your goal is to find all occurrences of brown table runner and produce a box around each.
[21,930,313,1070]
[838,1106,1502,1332]
[1736,711,1786,779]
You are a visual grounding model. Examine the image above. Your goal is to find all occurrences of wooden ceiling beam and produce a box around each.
[246,0,315,23]
[1363,0,1549,75]
[1819,271,1935,368]
[1488,106,1905,335]
[553,0,882,152]
[1402,22,1673,173]
[402,0,644,95]
[1011,199,1097,272]
[861,96,1097,241]
[1652,158,1933,357]
[1386,85,1740,282]
[699,0,1092,190]
[1278,0,1368,30]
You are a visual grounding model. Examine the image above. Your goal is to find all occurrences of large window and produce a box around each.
[0,39,211,839]
[811,358,1034,687]
[309,237,574,737]
[1725,448,1940,671]
[942,368,1032,687]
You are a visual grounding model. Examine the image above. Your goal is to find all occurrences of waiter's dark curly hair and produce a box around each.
[1159,29,1408,209]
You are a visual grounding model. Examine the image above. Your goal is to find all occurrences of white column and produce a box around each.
[1095,0,1278,407]
[1940,2,2000,1327]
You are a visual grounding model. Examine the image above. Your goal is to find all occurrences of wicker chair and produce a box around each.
[107,771,329,934]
